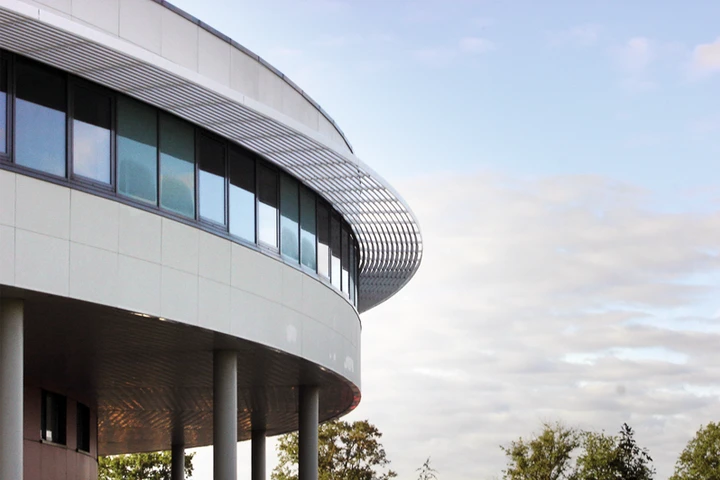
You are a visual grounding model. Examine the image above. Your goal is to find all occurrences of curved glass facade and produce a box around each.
[0,50,360,306]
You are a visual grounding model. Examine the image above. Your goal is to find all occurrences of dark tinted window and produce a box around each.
[0,58,7,153]
[330,214,341,289]
[77,402,90,452]
[117,97,157,204]
[160,114,195,218]
[15,59,66,176]
[229,148,255,242]
[72,86,111,183]
[41,391,66,445]
[300,188,316,271]
[257,164,278,248]
[198,134,226,225]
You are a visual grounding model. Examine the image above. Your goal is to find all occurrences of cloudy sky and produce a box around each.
[169,0,720,478]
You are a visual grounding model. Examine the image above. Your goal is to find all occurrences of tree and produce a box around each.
[98,451,194,480]
[500,421,580,480]
[575,423,654,480]
[272,419,397,480]
[416,457,438,480]
[670,422,720,480]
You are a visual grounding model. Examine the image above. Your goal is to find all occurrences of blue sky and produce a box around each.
[168,1,720,479]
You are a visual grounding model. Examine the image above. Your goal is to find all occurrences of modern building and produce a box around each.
[0,1,422,480]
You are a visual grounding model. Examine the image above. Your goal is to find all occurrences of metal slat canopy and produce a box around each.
[0,2,423,311]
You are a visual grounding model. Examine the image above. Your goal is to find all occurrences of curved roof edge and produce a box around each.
[0,0,423,312]
[158,0,355,154]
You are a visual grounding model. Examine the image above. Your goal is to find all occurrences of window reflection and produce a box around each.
[300,188,317,271]
[330,214,341,290]
[280,176,300,262]
[341,226,350,296]
[73,86,111,183]
[117,97,158,204]
[317,202,330,279]
[257,164,278,248]
[15,59,66,176]
[160,114,195,218]
[0,59,6,153]
[199,134,226,225]
[229,148,256,242]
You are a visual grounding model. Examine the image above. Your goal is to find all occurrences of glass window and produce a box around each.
[72,86,111,183]
[280,175,299,262]
[198,134,226,225]
[317,202,330,279]
[41,391,66,445]
[349,237,356,305]
[0,58,6,153]
[341,226,350,296]
[300,188,317,271]
[257,164,278,248]
[117,97,157,204]
[330,214,341,290]
[77,402,90,452]
[229,148,255,242]
[15,59,66,176]
[160,115,195,218]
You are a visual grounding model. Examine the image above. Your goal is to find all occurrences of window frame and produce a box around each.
[76,402,91,453]
[256,162,280,251]
[0,51,11,162]
[196,130,229,231]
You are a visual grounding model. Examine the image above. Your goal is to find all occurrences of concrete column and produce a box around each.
[213,350,237,480]
[251,429,266,480]
[0,299,24,480]
[171,443,185,480]
[298,386,319,480]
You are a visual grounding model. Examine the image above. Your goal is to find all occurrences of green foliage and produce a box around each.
[272,419,397,480]
[500,422,655,480]
[500,421,581,480]
[98,451,194,480]
[575,423,654,480]
[669,422,720,480]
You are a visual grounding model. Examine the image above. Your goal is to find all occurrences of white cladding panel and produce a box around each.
[0,171,362,386]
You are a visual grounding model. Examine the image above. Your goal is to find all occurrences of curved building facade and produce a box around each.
[0,1,422,480]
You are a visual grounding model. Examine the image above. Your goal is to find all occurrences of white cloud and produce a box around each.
[614,37,655,72]
[352,171,720,480]
[690,37,720,77]
[549,24,601,47]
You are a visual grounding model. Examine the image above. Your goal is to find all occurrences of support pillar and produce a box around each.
[298,386,319,480]
[251,429,266,480]
[213,350,237,480]
[171,443,185,480]
[0,299,24,480]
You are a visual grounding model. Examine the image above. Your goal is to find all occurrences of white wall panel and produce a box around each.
[0,224,14,285]
[161,218,199,275]
[230,48,259,99]
[117,254,162,315]
[71,0,119,35]
[15,229,69,296]
[118,0,163,54]
[161,7,198,72]
[198,277,231,332]
[198,28,230,86]
[0,169,15,227]
[70,190,119,252]
[161,265,198,325]
[198,230,231,284]
[16,175,70,240]
[118,205,162,264]
[69,242,118,305]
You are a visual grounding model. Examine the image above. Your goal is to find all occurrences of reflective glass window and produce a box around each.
[300,188,317,271]
[0,58,6,153]
[15,59,66,176]
[257,165,278,248]
[72,86,111,183]
[330,214,341,290]
[349,238,356,304]
[317,202,330,279]
[198,134,226,225]
[76,403,90,452]
[160,115,195,218]
[229,148,255,242]
[117,97,157,204]
[41,391,66,445]
[341,226,350,296]
[280,175,299,262]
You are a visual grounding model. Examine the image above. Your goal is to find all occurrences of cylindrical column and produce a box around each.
[0,299,24,480]
[213,350,237,480]
[298,386,319,480]
[251,429,266,480]
[171,443,185,480]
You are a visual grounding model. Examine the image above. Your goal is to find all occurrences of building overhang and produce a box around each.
[0,0,423,312]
